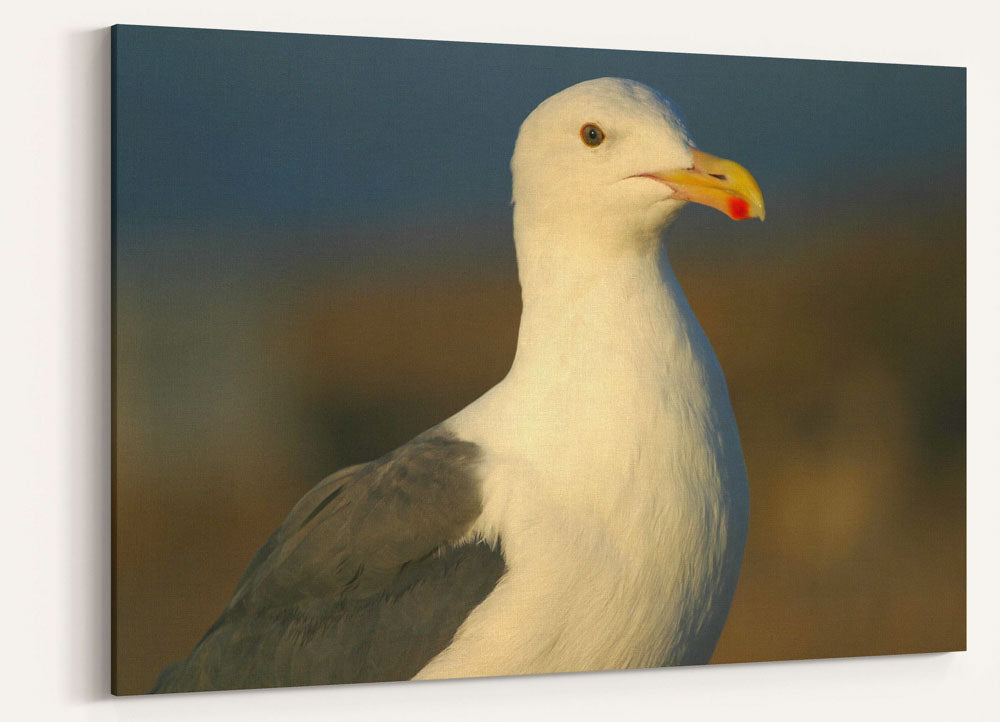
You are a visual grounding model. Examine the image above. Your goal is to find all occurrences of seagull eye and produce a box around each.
[580,123,605,147]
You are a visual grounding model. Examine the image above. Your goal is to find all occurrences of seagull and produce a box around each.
[152,77,763,693]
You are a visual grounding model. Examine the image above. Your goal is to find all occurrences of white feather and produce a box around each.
[414,78,749,680]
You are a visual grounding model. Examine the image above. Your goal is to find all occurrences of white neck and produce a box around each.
[421,219,749,681]
[508,214,698,391]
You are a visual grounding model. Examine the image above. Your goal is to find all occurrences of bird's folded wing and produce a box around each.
[151,428,506,693]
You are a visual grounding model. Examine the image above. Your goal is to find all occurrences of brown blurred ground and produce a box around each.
[112,220,965,694]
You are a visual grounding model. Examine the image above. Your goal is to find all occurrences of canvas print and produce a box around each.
[111,24,966,695]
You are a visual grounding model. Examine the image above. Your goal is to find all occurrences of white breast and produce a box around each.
[414,251,749,680]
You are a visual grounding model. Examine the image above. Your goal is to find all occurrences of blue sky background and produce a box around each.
[112,24,965,276]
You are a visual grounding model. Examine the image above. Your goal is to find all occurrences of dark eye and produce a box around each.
[580,123,605,147]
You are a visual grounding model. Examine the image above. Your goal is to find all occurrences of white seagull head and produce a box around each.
[511,77,764,262]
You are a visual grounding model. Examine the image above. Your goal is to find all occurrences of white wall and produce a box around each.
[2,1,996,720]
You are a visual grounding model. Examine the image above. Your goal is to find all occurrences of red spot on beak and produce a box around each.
[727,196,750,220]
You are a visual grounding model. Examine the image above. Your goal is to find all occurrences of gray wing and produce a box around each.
[151,428,506,693]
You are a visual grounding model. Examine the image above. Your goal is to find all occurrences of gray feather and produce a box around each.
[151,428,505,693]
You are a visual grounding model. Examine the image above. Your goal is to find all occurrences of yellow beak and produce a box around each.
[650,149,765,221]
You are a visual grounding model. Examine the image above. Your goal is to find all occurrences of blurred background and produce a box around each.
[112,26,965,695]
